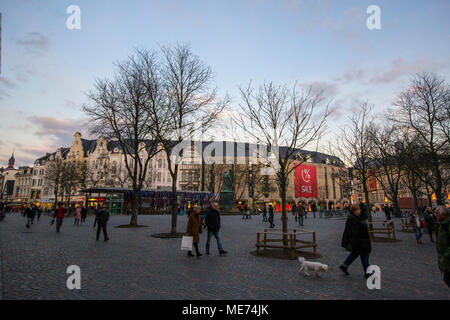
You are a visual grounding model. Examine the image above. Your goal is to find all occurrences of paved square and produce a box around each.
[0,212,448,300]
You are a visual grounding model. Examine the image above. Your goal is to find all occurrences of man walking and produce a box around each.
[25,205,33,228]
[298,203,305,226]
[311,203,317,219]
[204,202,227,255]
[30,204,37,224]
[291,202,298,222]
[96,203,110,241]
[37,206,42,221]
[435,206,450,288]
[81,206,87,223]
[383,204,392,221]
[268,205,275,228]
[53,203,66,233]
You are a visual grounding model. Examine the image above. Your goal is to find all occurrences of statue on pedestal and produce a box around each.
[219,171,234,210]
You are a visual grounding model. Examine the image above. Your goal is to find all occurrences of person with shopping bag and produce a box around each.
[186,207,203,257]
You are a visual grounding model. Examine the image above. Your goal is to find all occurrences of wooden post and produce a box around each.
[289,233,294,259]
[391,221,396,240]
[257,232,260,255]
[264,231,267,248]
[313,232,317,256]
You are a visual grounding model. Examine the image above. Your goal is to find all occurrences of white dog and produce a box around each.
[298,257,328,277]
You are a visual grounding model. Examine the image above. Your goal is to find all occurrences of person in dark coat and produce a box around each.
[204,202,227,255]
[311,203,317,219]
[424,207,437,242]
[25,205,33,228]
[186,207,202,257]
[298,203,305,226]
[291,203,298,222]
[359,202,368,221]
[81,206,87,223]
[268,205,275,228]
[383,204,392,221]
[339,204,372,278]
[96,204,110,241]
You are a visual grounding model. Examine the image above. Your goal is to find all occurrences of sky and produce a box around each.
[0,0,449,167]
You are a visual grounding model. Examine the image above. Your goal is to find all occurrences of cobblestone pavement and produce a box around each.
[0,212,448,300]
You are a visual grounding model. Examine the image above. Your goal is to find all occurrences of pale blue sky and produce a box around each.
[0,0,449,166]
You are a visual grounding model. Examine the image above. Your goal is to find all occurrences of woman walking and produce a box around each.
[411,210,424,244]
[339,204,372,278]
[74,206,82,225]
[186,207,203,257]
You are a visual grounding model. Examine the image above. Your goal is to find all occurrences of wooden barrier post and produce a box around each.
[313,232,317,256]
[257,232,260,255]
[263,231,267,248]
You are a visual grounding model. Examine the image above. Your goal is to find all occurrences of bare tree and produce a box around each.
[236,81,331,245]
[391,72,450,205]
[369,123,403,216]
[337,102,375,222]
[61,161,80,209]
[396,130,425,211]
[156,43,227,234]
[44,155,65,210]
[83,48,163,226]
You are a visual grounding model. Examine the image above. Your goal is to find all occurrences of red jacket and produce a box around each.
[55,207,66,219]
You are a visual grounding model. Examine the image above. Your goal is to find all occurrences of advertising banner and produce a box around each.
[295,164,318,198]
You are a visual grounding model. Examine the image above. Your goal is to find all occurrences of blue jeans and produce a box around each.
[415,227,423,241]
[206,231,224,253]
[298,215,304,226]
[342,252,370,273]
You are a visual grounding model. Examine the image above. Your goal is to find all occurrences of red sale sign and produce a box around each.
[295,164,318,198]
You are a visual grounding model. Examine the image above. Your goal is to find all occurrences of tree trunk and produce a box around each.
[281,184,288,247]
[130,188,139,226]
[171,176,178,234]
[170,166,179,234]
[363,183,371,223]
[392,200,401,217]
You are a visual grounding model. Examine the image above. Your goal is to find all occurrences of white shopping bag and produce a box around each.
[181,236,193,251]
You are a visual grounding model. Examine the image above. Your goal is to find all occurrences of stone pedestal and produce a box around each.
[219,191,234,210]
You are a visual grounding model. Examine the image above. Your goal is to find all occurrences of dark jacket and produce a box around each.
[291,204,297,215]
[298,205,305,216]
[81,207,87,218]
[341,213,372,255]
[25,207,33,218]
[205,207,221,233]
[359,203,368,220]
[436,219,450,272]
[96,209,110,224]
[186,212,202,244]
[424,212,436,231]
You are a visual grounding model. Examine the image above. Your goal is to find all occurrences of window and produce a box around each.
[158,159,162,168]
[157,172,161,182]
[324,167,329,198]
